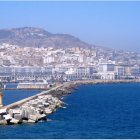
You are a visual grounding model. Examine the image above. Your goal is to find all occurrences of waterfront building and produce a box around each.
[115,65,125,79]
[76,67,91,77]
[98,72,115,80]
[65,68,76,75]
[130,66,140,77]
[98,61,115,80]
[124,66,131,76]
[43,55,54,64]
[98,63,115,72]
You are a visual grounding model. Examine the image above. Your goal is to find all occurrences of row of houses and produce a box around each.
[0,63,140,81]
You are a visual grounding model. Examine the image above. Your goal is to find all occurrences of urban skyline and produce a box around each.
[0,39,140,82]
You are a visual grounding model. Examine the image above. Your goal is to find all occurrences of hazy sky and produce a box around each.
[0,1,140,51]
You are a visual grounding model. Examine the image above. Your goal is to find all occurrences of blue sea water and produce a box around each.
[1,83,140,138]
[2,83,41,105]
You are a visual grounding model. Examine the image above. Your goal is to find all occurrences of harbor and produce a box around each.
[0,82,140,138]
[0,79,140,125]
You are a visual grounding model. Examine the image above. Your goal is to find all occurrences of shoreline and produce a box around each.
[63,79,140,90]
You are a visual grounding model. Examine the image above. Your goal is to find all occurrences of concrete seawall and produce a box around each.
[0,79,139,125]
[5,85,63,109]
[0,84,68,125]
[70,79,140,86]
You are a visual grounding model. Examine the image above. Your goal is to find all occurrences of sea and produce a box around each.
[1,83,140,139]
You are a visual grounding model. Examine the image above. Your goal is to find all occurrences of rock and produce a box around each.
[28,119,36,123]
[0,108,7,115]
[8,109,22,117]
[34,99,39,103]
[8,109,14,117]
[28,107,36,115]
[12,109,21,114]
[44,108,52,114]
[37,102,43,105]
[19,109,27,119]
[10,118,20,124]
[49,104,56,110]
[38,96,44,99]
[38,104,45,109]
[22,120,28,123]
[31,103,38,108]
[44,103,50,107]
[28,101,34,104]
[36,113,46,120]
[42,98,48,102]
[48,101,53,105]
[34,107,40,111]
[41,114,47,121]
[14,114,23,120]
[3,114,12,120]
[53,108,56,112]
[0,119,7,125]
[45,95,52,98]
[35,108,43,114]
[22,107,36,118]
[28,114,38,121]
[21,109,28,119]
[0,115,4,120]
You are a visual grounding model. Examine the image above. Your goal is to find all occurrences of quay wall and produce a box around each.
[69,79,140,86]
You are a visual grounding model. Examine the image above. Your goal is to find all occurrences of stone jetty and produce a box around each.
[0,94,64,125]
[0,84,72,125]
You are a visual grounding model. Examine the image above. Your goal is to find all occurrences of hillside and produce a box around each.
[0,27,91,48]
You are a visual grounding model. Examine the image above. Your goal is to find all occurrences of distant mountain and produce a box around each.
[0,27,91,48]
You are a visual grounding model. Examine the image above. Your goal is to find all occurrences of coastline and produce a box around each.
[63,79,140,91]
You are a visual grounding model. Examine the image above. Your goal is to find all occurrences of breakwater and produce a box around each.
[0,79,139,125]
[0,84,74,125]
[70,79,140,87]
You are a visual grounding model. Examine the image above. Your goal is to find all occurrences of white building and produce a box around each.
[98,61,115,80]
[43,56,54,64]
[99,72,115,80]
[65,68,76,75]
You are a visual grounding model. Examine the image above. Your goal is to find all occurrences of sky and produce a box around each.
[0,1,140,52]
